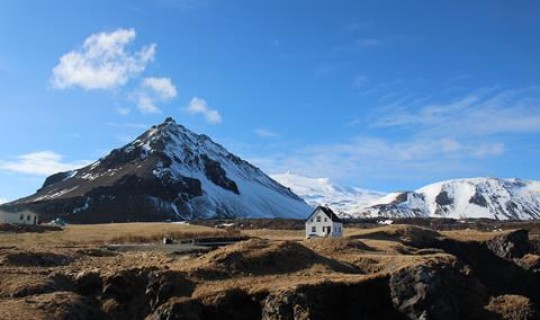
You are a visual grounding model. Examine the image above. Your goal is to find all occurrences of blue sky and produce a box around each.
[1,0,540,201]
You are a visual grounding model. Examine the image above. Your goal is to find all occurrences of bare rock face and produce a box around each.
[486,229,531,260]
[152,298,204,320]
[261,278,407,320]
[389,263,487,320]
[261,291,309,320]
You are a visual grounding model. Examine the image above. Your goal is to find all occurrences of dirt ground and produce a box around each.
[0,222,539,319]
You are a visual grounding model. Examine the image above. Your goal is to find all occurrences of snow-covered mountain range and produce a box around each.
[365,178,540,220]
[274,174,540,220]
[3,118,311,223]
[2,118,539,222]
[271,172,385,218]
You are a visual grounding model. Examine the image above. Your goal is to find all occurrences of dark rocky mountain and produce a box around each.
[3,118,311,223]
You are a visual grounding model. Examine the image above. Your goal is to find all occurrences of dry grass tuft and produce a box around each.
[485,294,538,320]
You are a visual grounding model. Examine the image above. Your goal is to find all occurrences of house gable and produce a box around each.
[305,206,342,223]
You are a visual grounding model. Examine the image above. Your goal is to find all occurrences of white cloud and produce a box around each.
[134,77,178,114]
[51,28,156,90]
[255,128,279,138]
[142,77,177,99]
[0,198,6,205]
[0,151,91,176]
[185,97,222,124]
[137,96,160,114]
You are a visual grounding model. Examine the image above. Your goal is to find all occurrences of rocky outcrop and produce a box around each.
[486,229,530,260]
[389,263,488,320]
[260,278,407,320]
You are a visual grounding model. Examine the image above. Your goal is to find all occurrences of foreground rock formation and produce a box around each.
[0,225,539,319]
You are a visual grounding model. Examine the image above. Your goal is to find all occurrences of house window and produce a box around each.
[27,215,31,221]
[20,214,23,220]
[311,226,316,232]
[324,217,327,222]
[316,216,321,222]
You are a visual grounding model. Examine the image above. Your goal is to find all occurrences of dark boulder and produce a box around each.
[486,230,530,260]
[389,263,488,320]
[151,298,204,320]
[74,271,102,296]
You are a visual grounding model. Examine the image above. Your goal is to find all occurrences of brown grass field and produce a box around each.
[0,222,538,319]
[0,222,231,247]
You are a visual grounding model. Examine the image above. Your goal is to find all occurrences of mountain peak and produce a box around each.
[163,116,176,124]
[8,121,311,223]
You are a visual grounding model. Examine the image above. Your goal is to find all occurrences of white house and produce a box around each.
[305,206,343,238]
[0,210,38,225]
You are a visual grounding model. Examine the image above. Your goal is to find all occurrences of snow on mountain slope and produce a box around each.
[4,118,311,222]
[271,172,386,217]
[365,178,540,220]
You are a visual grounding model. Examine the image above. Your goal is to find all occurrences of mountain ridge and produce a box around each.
[274,173,540,220]
[365,177,540,220]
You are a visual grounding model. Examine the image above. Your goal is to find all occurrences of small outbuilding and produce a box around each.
[305,206,343,238]
[0,210,38,225]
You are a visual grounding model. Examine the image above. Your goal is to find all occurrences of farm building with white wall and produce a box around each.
[305,206,342,238]
[0,210,38,225]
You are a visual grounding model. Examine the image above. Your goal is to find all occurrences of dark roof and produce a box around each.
[306,206,342,223]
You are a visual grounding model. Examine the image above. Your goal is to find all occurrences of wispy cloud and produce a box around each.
[185,97,222,124]
[375,87,540,136]
[154,0,214,10]
[255,128,279,138]
[134,77,178,114]
[116,106,131,115]
[313,64,336,78]
[248,135,502,189]
[142,77,177,99]
[352,75,369,88]
[0,198,6,205]
[0,151,91,176]
[333,37,385,52]
[107,122,150,129]
[51,28,155,90]
[246,87,540,188]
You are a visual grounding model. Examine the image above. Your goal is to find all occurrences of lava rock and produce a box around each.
[486,229,530,260]
[389,263,487,320]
